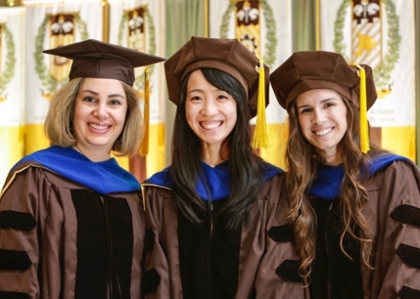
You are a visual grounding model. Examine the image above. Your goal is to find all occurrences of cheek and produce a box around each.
[72,107,83,124]
[184,105,197,126]
[298,116,308,132]
[118,109,128,124]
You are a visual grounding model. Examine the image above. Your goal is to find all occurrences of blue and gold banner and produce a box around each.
[210,0,292,169]
[320,0,416,161]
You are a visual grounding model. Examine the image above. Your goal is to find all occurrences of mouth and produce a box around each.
[89,123,111,131]
[314,127,333,136]
[200,121,222,130]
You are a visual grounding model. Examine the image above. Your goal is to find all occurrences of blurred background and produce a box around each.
[0,0,419,187]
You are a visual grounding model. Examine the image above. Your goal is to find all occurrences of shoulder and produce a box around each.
[258,171,286,200]
[1,162,74,201]
[366,158,420,213]
[368,158,420,188]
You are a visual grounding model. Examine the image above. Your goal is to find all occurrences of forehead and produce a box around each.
[186,69,213,90]
[79,77,125,92]
[296,88,343,105]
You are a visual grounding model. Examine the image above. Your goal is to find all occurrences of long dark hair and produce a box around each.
[170,68,266,229]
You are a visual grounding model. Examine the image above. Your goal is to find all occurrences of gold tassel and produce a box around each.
[356,64,370,153]
[140,66,150,156]
[251,60,269,149]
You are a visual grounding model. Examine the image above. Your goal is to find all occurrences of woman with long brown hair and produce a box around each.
[270,51,420,299]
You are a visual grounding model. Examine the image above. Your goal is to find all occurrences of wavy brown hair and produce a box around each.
[286,97,385,281]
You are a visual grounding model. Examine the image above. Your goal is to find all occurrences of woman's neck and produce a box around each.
[73,144,111,162]
[201,144,229,167]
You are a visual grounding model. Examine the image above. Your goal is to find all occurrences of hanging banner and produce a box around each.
[0,7,25,189]
[210,0,292,168]
[108,0,166,180]
[24,0,102,155]
[320,0,416,161]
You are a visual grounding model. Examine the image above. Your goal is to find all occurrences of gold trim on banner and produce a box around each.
[204,0,209,37]
[6,0,22,6]
[315,0,320,50]
[102,0,109,42]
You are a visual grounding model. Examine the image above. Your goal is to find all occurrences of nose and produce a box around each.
[313,108,326,124]
[93,102,108,119]
[200,98,218,116]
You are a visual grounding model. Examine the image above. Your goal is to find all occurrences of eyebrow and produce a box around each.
[298,97,337,108]
[81,89,125,98]
[187,88,204,94]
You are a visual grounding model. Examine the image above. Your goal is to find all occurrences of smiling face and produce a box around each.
[185,69,237,152]
[296,88,348,165]
[72,78,128,161]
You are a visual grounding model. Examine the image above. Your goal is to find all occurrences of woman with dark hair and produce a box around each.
[141,36,300,299]
[269,50,420,298]
[0,39,164,299]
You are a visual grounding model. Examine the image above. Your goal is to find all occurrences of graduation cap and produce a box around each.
[43,39,165,156]
[270,51,377,153]
[42,38,165,86]
[164,36,270,149]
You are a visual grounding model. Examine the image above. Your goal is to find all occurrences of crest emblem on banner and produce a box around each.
[0,23,16,103]
[220,0,277,67]
[117,5,157,91]
[333,0,401,98]
[34,13,89,98]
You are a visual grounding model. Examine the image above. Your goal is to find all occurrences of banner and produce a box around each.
[24,0,103,156]
[209,0,292,169]
[0,7,25,189]
[108,0,166,181]
[320,0,416,161]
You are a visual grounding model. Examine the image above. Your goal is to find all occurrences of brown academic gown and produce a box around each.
[0,162,145,299]
[141,171,307,299]
[259,159,420,299]
[361,159,420,298]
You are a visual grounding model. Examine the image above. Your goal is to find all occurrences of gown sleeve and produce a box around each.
[253,172,309,299]
[364,160,420,298]
[142,185,182,299]
[0,165,56,299]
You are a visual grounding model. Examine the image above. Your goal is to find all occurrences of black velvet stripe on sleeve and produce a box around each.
[0,291,31,299]
[0,249,31,271]
[398,286,420,299]
[391,204,420,228]
[144,229,155,254]
[396,243,420,269]
[0,211,36,231]
[275,259,303,283]
[268,225,294,242]
[142,268,161,296]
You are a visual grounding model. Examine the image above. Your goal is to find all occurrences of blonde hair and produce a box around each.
[44,77,143,157]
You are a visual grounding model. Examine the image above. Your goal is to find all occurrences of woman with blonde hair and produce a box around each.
[0,39,164,299]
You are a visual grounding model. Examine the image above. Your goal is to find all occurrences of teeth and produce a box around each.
[90,123,109,130]
[201,121,221,129]
[315,128,332,136]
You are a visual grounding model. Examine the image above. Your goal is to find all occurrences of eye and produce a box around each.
[109,99,122,106]
[299,107,312,114]
[188,95,202,102]
[217,94,229,100]
[324,101,335,108]
[83,96,96,103]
